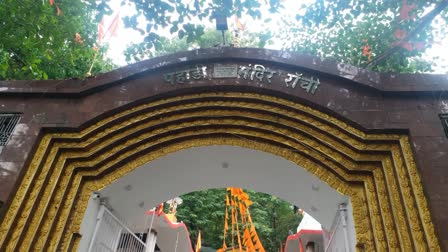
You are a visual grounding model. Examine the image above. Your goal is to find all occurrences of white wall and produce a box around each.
[346,200,357,250]
[98,146,348,231]
[76,145,357,251]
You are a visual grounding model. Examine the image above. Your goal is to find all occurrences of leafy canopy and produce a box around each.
[1,0,447,81]
[0,0,114,80]
[124,0,448,73]
[281,0,448,72]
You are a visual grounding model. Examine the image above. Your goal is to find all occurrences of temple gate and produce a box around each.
[0,48,447,251]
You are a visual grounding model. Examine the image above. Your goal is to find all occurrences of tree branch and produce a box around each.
[366,0,448,69]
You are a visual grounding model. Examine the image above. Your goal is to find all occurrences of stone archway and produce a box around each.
[0,88,439,251]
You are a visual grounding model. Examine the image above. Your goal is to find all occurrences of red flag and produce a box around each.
[362,40,372,61]
[155,203,164,215]
[56,5,62,16]
[75,32,83,44]
[399,0,416,21]
[362,45,370,56]
[391,41,414,51]
[401,42,413,51]
[107,12,120,38]
[234,16,244,31]
[394,29,407,40]
[414,42,424,51]
[97,18,105,43]
[97,12,120,44]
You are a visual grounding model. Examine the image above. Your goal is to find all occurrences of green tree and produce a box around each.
[279,0,448,72]
[125,28,270,63]
[123,0,280,53]
[124,0,447,73]
[176,189,227,249]
[4,0,446,80]
[175,188,302,251]
[247,191,302,252]
[0,0,114,80]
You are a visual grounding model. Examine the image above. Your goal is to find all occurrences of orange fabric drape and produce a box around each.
[220,188,265,252]
[195,231,202,252]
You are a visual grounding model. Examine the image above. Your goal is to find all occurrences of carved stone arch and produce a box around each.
[0,87,439,251]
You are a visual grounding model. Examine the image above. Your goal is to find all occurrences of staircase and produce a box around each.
[88,205,147,252]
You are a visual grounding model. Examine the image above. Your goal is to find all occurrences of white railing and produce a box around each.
[325,205,350,252]
[88,205,147,252]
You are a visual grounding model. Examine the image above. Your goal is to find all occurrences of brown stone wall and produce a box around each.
[0,48,447,249]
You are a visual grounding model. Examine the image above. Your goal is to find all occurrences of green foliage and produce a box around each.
[281,0,442,72]
[176,189,227,249]
[0,0,114,80]
[247,191,302,251]
[124,0,447,73]
[123,0,282,62]
[125,28,272,63]
[124,0,281,50]
[3,0,446,80]
[175,188,302,251]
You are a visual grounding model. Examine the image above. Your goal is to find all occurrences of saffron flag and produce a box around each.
[75,32,83,44]
[97,18,105,43]
[394,29,407,40]
[234,16,244,31]
[399,0,416,20]
[108,12,120,37]
[362,39,372,61]
[195,231,202,252]
[97,12,120,44]
[155,203,164,215]
[56,5,62,16]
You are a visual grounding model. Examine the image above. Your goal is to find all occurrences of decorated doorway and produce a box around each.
[0,88,438,251]
[78,146,353,251]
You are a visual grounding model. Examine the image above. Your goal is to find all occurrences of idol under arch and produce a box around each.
[0,48,445,251]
